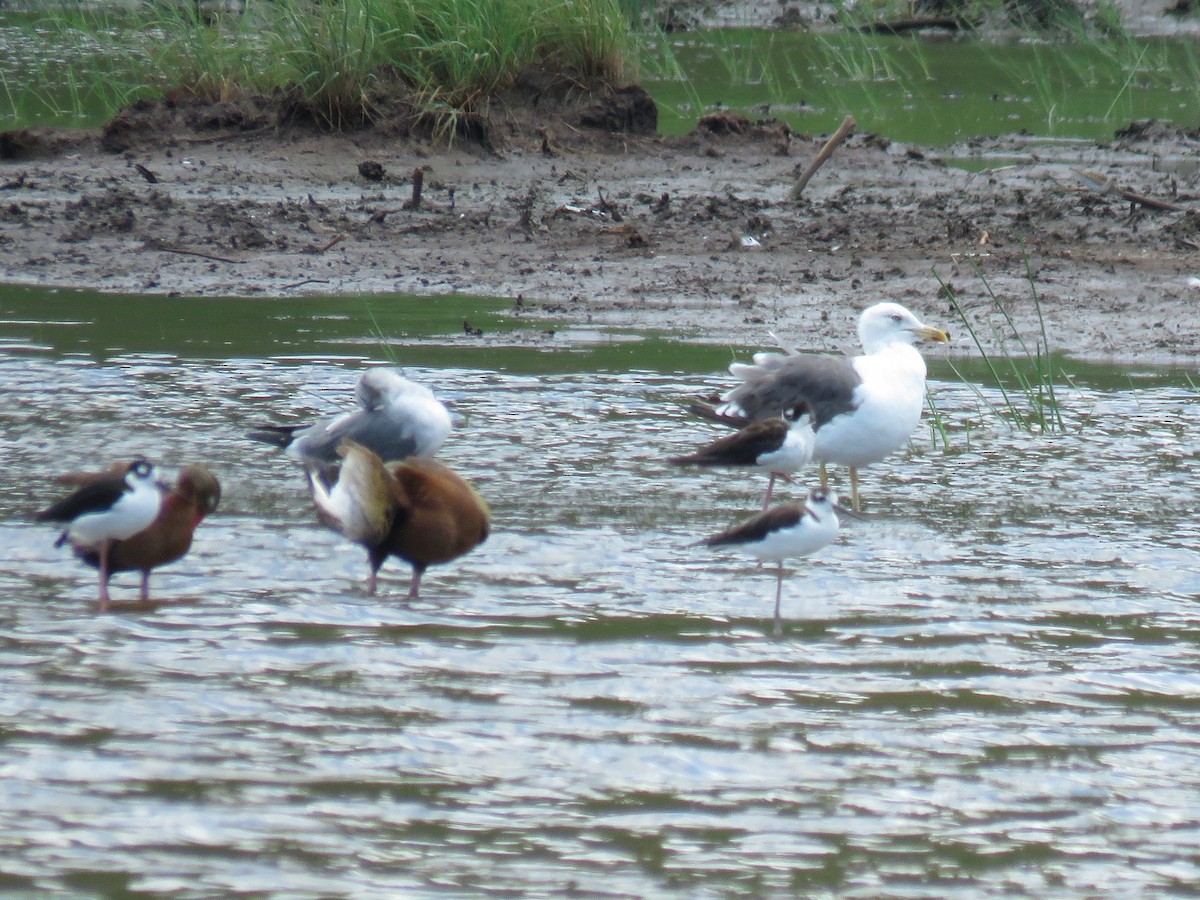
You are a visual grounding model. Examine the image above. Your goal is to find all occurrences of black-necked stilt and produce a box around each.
[71,465,221,604]
[36,458,163,609]
[699,486,847,637]
[670,402,815,509]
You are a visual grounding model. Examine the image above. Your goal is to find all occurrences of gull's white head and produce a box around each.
[857,302,949,355]
[355,367,420,411]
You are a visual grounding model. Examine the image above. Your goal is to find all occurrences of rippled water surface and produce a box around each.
[3,287,1200,896]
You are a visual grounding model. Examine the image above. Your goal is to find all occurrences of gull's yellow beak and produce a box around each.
[914,324,950,343]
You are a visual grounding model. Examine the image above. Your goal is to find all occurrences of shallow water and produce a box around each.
[3,288,1200,895]
[641,29,1200,145]
[3,13,1199,148]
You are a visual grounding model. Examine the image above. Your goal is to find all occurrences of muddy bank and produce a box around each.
[2,95,1200,363]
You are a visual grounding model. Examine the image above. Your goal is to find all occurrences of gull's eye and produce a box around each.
[891,314,903,323]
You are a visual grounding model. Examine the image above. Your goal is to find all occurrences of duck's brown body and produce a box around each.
[375,458,490,581]
[308,440,489,598]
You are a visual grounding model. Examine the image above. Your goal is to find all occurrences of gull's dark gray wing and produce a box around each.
[723,354,862,428]
[289,408,423,465]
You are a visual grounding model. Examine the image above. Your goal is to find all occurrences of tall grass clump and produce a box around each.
[536,0,636,82]
[2,0,636,134]
[275,0,636,129]
[139,3,277,104]
[269,0,382,128]
[934,254,1066,434]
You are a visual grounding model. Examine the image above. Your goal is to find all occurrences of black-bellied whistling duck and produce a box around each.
[307,438,489,599]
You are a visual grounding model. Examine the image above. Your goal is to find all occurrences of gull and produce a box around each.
[248,367,453,466]
[699,302,949,511]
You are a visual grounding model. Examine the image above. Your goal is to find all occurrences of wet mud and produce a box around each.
[2,85,1199,363]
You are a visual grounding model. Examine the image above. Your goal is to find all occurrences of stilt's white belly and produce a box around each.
[67,485,160,546]
[746,516,839,563]
[757,427,815,475]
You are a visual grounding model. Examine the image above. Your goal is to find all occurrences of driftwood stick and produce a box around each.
[1118,189,1185,212]
[142,240,242,264]
[789,115,856,200]
[403,167,424,210]
[305,234,346,254]
[1071,169,1187,213]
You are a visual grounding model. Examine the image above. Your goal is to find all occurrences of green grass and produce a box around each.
[0,0,635,133]
[639,18,1200,143]
[4,0,1199,141]
[934,252,1066,435]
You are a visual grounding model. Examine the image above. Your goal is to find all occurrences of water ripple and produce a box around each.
[2,348,1199,895]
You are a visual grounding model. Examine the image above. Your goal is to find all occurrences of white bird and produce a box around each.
[698,487,845,637]
[670,402,815,509]
[36,458,163,610]
[699,302,949,511]
[248,367,453,466]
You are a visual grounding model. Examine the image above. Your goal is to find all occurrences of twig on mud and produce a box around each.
[595,188,622,222]
[1,174,28,191]
[141,238,243,264]
[601,223,649,247]
[789,115,856,200]
[368,207,403,224]
[1071,169,1187,213]
[304,234,346,254]
[179,126,272,145]
[283,278,332,290]
[134,164,159,184]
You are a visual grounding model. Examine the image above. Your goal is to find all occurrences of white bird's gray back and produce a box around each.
[721,355,863,428]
